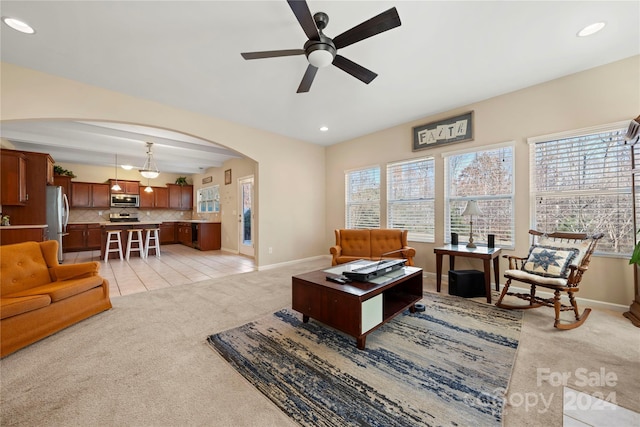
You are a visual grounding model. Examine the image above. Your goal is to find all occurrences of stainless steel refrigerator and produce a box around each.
[46,186,69,263]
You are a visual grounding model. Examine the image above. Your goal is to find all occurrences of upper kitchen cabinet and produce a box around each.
[1,149,28,205]
[1,150,54,225]
[109,180,140,195]
[139,186,169,209]
[53,175,71,199]
[71,182,110,208]
[167,184,193,211]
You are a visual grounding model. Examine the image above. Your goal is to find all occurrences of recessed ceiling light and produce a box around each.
[2,17,35,34]
[577,22,606,37]
[320,126,329,132]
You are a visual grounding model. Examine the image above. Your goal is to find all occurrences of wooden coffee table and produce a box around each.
[292,264,423,350]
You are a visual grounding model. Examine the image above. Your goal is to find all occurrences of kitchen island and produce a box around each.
[100,222,161,259]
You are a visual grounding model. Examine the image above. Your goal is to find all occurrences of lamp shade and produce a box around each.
[462,200,483,217]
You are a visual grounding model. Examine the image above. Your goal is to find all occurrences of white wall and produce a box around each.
[326,55,640,306]
[0,62,326,267]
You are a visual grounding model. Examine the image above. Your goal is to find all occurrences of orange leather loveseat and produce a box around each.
[1,240,112,357]
[330,229,416,266]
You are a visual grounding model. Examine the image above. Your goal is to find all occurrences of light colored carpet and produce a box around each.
[1,257,638,426]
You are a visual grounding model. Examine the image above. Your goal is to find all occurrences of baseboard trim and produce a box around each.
[433,273,628,313]
[258,255,331,271]
[504,285,629,313]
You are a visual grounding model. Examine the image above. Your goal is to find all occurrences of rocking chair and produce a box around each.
[495,229,604,330]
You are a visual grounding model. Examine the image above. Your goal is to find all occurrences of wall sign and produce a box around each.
[412,111,473,151]
[202,176,212,184]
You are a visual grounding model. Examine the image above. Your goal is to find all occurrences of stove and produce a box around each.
[109,212,140,223]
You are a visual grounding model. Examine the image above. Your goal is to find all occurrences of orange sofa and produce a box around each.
[330,229,416,266]
[1,240,112,357]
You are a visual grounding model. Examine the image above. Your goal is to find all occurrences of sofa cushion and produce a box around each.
[5,276,104,302]
[0,242,52,296]
[1,295,52,320]
[370,229,406,258]
[339,229,371,257]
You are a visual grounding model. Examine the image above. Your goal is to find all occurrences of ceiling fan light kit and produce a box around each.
[240,0,401,93]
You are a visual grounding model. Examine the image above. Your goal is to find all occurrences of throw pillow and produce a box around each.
[522,245,579,278]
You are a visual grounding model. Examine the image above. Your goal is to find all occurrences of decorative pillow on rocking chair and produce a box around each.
[522,245,579,278]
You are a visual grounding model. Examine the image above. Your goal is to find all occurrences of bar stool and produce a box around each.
[144,228,161,258]
[104,229,124,262]
[125,229,145,260]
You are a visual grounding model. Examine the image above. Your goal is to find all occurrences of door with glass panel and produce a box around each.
[238,176,254,257]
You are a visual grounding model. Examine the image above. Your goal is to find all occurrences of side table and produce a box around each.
[434,245,501,303]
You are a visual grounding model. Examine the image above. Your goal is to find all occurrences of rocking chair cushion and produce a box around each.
[522,245,579,278]
[504,269,568,287]
[538,236,591,267]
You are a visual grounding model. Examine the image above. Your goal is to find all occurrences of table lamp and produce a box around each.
[462,200,483,248]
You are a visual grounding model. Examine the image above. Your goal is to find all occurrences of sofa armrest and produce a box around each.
[50,262,100,282]
[329,245,342,266]
[400,246,416,266]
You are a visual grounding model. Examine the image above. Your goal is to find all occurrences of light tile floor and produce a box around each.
[64,244,256,298]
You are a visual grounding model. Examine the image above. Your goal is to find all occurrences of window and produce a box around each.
[530,124,633,256]
[345,166,380,229]
[197,185,220,213]
[444,144,515,247]
[387,158,435,242]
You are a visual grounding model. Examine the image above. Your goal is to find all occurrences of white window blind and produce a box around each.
[444,144,514,246]
[530,126,633,255]
[387,157,435,242]
[197,185,220,213]
[345,166,380,229]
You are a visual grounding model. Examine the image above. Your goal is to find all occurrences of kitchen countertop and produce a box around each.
[100,221,162,226]
[0,224,48,229]
[67,220,221,226]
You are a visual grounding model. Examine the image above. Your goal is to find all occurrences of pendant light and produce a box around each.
[140,142,160,179]
[144,178,153,193]
[111,154,122,191]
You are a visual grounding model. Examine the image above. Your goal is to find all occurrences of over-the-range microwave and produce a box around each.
[110,194,139,208]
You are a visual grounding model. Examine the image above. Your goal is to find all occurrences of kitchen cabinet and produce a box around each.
[139,186,170,209]
[193,222,221,251]
[53,175,71,200]
[159,222,176,244]
[45,156,54,186]
[109,180,140,194]
[71,182,110,208]
[177,222,193,247]
[1,150,54,225]
[168,184,193,210]
[0,225,48,245]
[1,150,28,206]
[63,223,102,252]
[86,224,102,248]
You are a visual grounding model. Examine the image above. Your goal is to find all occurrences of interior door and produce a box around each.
[238,175,254,257]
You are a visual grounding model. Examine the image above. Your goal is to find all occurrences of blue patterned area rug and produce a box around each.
[207,293,522,426]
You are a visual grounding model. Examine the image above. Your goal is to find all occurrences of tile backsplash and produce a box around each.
[69,209,195,223]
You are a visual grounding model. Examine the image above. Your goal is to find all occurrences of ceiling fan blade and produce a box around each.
[287,0,320,40]
[333,7,401,50]
[297,64,318,93]
[241,49,305,60]
[332,55,377,84]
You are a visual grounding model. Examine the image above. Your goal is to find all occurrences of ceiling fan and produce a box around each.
[241,0,401,93]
